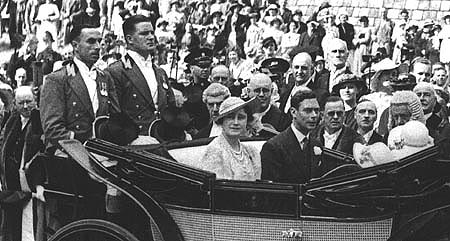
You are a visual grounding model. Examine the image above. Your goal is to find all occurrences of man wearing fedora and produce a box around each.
[261,90,325,184]
[331,73,368,130]
[105,15,175,136]
[279,52,329,113]
[310,96,364,155]
[40,24,120,153]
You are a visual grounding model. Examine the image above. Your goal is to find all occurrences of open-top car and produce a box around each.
[25,137,450,241]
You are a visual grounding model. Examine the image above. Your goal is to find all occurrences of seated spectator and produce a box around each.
[194,83,230,139]
[280,21,300,55]
[332,73,368,130]
[413,82,450,141]
[228,47,252,82]
[354,99,384,144]
[310,96,364,155]
[247,73,289,137]
[210,65,242,97]
[197,97,261,181]
[432,67,448,88]
[260,37,278,59]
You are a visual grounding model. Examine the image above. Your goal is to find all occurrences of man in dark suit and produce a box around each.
[297,21,323,57]
[0,86,44,241]
[354,99,383,144]
[337,13,355,52]
[279,52,329,113]
[247,73,290,135]
[311,96,364,155]
[105,15,175,135]
[261,91,326,184]
[40,24,120,152]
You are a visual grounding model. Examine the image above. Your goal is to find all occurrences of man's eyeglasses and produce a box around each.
[326,111,344,117]
[253,87,271,94]
[213,76,229,82]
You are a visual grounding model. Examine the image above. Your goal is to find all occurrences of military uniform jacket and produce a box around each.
[105,54,175,135]
[40,61,120,151]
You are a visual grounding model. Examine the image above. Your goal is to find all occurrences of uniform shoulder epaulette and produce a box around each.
[121,54,132,69]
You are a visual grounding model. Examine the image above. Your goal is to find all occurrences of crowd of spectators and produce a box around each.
[0,0,450,239]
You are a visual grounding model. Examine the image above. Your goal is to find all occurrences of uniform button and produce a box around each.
[132,93,137,98]
[75,125,80,129]
[107,100,111,104]
[72,102,77,106]
[138,125,143,129]
[75,113,79,118]
[136,104,140,108]
[138,115,142,119]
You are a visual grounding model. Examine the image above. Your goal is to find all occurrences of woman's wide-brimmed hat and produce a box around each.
[214,97,256,122]
[390,120,434,160]
[332,73,368,95]
[353,142,395,168]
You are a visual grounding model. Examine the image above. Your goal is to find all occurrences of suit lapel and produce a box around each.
[68,71,95,118]
[154,66,168,109]
[124,55,154,105]
[286,127,308,177]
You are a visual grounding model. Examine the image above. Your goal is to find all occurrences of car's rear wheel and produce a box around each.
[48,219,140,241]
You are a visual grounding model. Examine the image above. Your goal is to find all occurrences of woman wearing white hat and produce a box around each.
[197,97,261,181]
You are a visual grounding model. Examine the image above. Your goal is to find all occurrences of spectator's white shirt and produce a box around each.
[324,128,342,149]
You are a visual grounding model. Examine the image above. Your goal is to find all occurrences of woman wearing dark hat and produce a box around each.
[332,74,368,130]
[197,97,261,181]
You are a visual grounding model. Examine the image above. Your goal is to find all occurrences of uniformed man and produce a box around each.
[105,15,175,135]
[40,24,120,153]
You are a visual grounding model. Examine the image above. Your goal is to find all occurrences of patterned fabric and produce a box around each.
[198,134,261,181]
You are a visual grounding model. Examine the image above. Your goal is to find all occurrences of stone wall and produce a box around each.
[288,0,450,27]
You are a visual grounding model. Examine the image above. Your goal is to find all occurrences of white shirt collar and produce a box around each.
[210,122,222,137]
[20,115,29,130]
[73,57,97,80]
[291,123,307,149]
[323,128,342,149]
[128,50,152,66]
[361,129,374,144]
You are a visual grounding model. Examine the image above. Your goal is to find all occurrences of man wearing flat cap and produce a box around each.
[105,15,175,135]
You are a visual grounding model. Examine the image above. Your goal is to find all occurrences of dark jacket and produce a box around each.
[0,110,44,241]
[367,131,384,145]
[260,127,326,184]
[337,22,355,50]
[311,125,364,155]
[40,61,120,151]
[279,71,330,113]
[105,54,175,135]
[261,105,290,132]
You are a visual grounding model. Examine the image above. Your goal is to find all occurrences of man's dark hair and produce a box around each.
[68,24,98,43]
[122,14,152,43]
[291,89,316,110]
[324,95,344,108]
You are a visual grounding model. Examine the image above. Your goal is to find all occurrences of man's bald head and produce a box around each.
[15,85,36,118]
[210,65,231,87]
[248,73,273,110]
[292,52,313,86]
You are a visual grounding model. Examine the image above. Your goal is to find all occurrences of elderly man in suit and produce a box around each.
[279,52,329,113]
[40,24,120,153]
[0,86,44,241]
[311,96,364,155]
[248,73,290,134]
[105,15,175,135]
[260,90,325,184]
[354,99,384,144]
